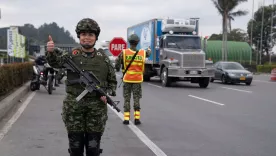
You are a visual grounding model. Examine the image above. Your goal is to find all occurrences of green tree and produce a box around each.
[211,0,248,61]
[209,28,249,42]
[0,22,77,49]
[247,4,276,56]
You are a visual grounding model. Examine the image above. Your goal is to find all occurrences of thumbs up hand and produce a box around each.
[47,35,55,52]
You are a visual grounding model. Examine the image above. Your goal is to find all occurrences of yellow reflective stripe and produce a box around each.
[123,79,143,83]
[124,112,130,115]
[125,62,143,66]
[124,112,130,120]
[142,50,146,71]
[126,71,143,74]
[134,111,140,119]
[123,49,126,70]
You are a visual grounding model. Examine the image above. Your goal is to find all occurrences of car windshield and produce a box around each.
[103,49,112,56]
[164,36,201,50]
[222,62,244,70]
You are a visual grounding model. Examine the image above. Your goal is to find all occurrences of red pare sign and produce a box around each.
[109,37,127,56]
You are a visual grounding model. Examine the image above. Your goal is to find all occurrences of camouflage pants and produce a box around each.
[123,83,142,112]
[61,94,108,133]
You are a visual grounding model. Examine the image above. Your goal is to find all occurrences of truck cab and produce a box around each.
[156,18,215,88]
[126,17,215,88]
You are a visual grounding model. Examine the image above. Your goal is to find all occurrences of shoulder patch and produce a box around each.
[72,50,79,55]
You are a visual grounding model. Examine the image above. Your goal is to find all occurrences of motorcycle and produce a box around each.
[30,63,56,94]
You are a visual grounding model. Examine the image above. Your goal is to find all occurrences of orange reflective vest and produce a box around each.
[123,48,146,83]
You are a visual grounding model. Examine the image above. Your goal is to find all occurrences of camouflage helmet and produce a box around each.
[75,18,101,39]
[128,34,140,43]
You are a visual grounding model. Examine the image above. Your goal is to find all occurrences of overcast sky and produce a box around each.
[0,0,271,48]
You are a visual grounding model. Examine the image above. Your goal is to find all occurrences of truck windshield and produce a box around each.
[165,36,201,50]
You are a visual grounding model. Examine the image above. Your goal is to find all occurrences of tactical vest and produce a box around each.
[65,48,109,97]
[123,48,146,83]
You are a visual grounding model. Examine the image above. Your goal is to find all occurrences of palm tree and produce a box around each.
[211,0,248,61]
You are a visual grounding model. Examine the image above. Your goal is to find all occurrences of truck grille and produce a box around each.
[182,54,205,68]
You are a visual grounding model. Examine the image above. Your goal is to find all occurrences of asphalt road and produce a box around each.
[0,73,275,156]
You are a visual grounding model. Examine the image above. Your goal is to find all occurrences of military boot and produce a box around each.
[68,132,85,156]
[134,110,141,125]
[123,112,130,125]
[85,132,103,156]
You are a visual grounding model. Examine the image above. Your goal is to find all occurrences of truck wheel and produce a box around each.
[161,68,171,87]
[199,77,209,88]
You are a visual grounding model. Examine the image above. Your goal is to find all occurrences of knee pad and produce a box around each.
[68,132,85,156]
[85,132,103,156]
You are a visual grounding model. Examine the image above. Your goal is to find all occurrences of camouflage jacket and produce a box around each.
[46,47,117,95]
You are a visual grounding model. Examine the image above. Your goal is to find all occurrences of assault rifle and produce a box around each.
[62,55,120,112]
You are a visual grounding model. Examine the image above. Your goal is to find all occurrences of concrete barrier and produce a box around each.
[0,81,30,121]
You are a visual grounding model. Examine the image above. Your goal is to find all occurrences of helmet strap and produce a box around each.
[81,43,95,50]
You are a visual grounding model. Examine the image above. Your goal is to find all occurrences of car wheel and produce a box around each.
[210,77,214,82]
[221,75,227,84]
[246,81,252,86]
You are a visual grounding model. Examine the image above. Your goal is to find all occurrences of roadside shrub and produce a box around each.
[257,65,276,73]
[0,62,33,96]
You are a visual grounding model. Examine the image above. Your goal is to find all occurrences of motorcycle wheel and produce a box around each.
[47,77,53,94]
[30,82,37,91]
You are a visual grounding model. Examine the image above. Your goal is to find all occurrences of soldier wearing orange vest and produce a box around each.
[115,34,151,125]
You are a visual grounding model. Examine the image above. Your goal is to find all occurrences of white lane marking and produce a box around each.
[108,105,167,156]
[147,83,162,88]
[188,95,225,106]
[221,87,252,93]
[0,92,36,141]
[253,80,276,83]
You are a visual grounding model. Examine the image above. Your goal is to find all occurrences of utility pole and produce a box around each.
[257,39,259,64]
[250,0,255,65]
[270,0,274,65]
[260,0,265,65]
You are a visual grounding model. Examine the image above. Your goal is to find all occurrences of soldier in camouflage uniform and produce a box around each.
[115,34,151,125]
[46,18,117,156]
